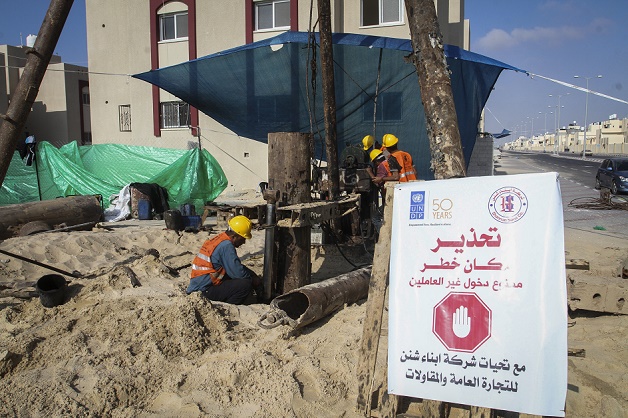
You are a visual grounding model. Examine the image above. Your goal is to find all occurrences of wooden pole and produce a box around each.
[0,0,75,186]
[404,0,466,179]
[268,132,312,293]
[356,183,397,417]
[316,0,341,200]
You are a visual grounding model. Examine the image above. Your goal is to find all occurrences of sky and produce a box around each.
[1,0,627,147]
[466,0,628,145]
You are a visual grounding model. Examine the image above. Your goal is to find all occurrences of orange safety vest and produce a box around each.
[389,150,417,182]
[190,232,230,285]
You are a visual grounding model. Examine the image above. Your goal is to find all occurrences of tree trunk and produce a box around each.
[0,195,103,239]
[0,0,74,186]
[268,132,312,293]
[404,0,466,179]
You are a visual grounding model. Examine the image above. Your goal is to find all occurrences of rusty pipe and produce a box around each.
[263,189,281,301]
[258,266,372,329]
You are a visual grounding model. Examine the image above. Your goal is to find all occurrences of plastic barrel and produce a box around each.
[138,199,152,220]
[35,274,67,308]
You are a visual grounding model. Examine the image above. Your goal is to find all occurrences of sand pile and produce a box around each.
[0,221,370,417]
[0,219,626,417]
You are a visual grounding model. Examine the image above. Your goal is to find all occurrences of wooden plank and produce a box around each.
[356,183,396,416]
[565,259,589,270]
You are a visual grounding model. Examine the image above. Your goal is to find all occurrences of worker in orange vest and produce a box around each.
[187,215,262,304]
[381,133,417,182]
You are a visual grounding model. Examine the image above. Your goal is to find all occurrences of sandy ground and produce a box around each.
[0,189,626,417]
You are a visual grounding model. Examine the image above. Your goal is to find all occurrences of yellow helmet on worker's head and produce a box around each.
[382,133,399,148]
[369,149,384,162]
[362,135,375,150]
[228,215,252,239]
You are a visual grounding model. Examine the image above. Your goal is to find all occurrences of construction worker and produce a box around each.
[369,149,392,201]
[382,133,417,182]
[362,134,385,154]
[187,215,262,304]
[362,134,375,151]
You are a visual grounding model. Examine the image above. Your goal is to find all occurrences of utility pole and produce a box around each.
[317,0,340,200]
[404,0,465,179]
[0,0,75,186]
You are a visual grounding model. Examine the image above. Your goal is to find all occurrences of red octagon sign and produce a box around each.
[432,292,492,353]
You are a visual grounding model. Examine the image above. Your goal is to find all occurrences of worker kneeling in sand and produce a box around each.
[187,215,263,304]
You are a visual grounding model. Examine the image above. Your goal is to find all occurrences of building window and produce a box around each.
[119,104,131,132]
[160,101,190,128]
[81,87,90,105]
[362,0,403,27]
[159,12,188,41]
[255,0,290,31]
[363,92,402,122]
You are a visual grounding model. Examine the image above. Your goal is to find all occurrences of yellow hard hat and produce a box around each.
[382,133,399,148]
[369,149,384,161]
[228,215,252,239]
[362,135,375,150]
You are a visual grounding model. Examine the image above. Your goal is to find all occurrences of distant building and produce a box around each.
[85,0,469,190]
[504,116,628,155]
[0,43,91,147]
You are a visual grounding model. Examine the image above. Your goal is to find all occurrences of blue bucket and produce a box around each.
[138,199,152,220]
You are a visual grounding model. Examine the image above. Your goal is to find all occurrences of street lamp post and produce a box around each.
[574,75,602,158]
[540,111,551,153]
[549,93,568,154]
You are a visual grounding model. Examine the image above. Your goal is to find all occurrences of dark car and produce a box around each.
[595,157,628,194]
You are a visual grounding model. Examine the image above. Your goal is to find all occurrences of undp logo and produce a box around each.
[409,191,425,220]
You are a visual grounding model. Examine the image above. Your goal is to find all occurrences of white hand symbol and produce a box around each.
[452,305,471,338]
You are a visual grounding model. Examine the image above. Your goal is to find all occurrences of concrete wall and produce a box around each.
[466,135,494,177]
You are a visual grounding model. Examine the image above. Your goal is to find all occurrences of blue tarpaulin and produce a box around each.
[134,32,524,179]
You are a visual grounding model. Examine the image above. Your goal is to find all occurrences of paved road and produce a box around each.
[494,151,628,240]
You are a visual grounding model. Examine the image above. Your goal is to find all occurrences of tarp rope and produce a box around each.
[528,72,628,105]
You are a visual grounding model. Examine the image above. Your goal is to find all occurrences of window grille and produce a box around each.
[82,88,90,105]
[160,101,190,129]
[255,0,290,31]
[160,12,188,41]
[362,0,403,26]
[119,104,131,132]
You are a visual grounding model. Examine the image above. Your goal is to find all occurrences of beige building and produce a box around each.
[86,0,468,190]
[0,43,91,147]
[505,116,628,155]
[0,53,7,114]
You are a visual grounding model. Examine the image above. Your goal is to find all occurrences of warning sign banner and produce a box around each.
[388,172,567,417]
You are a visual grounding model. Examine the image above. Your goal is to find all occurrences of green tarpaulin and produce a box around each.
[0,141,228,211]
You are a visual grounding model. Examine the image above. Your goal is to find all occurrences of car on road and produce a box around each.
[595,157,628,194]
[584,150,593,157]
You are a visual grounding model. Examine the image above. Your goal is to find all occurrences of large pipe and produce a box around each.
[258,266,372,329]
